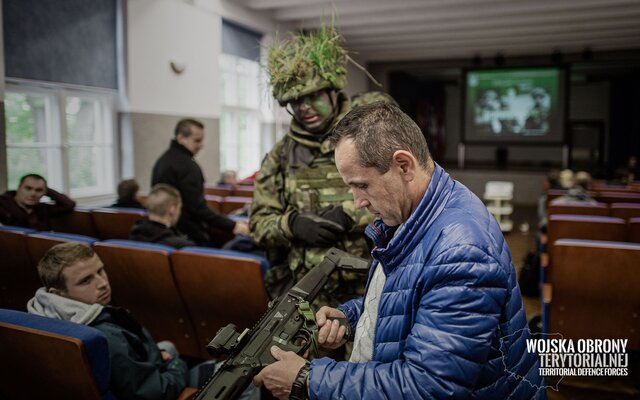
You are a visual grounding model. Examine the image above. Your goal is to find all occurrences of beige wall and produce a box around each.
[127,0,222,117]
[129,112,219,192]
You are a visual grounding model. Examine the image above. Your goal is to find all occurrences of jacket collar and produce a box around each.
[366,163,454,272]
[170,139,194,157]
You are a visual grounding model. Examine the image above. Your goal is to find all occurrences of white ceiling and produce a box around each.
[239,0,640,63]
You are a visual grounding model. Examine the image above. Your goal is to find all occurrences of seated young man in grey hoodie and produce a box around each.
[27,242,191,400]
[27,242,259,400]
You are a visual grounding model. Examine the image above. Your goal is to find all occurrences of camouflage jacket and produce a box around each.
[250,92,373,302]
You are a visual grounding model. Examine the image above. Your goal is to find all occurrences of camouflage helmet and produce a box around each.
[267,24,348,106]
[351,91,399,108]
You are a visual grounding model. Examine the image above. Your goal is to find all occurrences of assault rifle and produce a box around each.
[194,247,369,400]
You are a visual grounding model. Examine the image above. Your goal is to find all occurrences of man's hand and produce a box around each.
[253,346,306,400]
[232,220,250,236]
[316,306,348,349]
[289,212,345,247]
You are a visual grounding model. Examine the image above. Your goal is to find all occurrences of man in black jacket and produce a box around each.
[0,173,75,230]
[130,184,194,249]
[151,119,249,246]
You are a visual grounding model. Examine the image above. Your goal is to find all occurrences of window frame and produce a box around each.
[219,53,273,179]
[5,79,118,200]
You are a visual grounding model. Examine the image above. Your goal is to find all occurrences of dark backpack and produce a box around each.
[518,251,540,298]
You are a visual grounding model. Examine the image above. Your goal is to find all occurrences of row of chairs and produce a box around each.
[590,179,640,193]
[542,215,640,280]
[547,189,640,204]
[540,201,640,352]
[548,201,640,220]
[543,239,640,350]
[0,225,269,360]
[205,195,252,215]
[204,184,254,198]
[50,207,147,240]
[548,215,640,250]
[52,197,252,242]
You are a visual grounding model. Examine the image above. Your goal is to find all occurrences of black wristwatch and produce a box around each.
[289,363,310,400]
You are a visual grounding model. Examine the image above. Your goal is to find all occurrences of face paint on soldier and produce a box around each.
[290,91,336,134]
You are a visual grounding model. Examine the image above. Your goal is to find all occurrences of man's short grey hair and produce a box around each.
[329,103,431,173]
[146,184,182,216]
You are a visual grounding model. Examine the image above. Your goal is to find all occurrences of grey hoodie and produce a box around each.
[27,287,104,325]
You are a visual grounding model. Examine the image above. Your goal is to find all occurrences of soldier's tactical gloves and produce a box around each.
[318,206,354,231]
[289,211,345,247]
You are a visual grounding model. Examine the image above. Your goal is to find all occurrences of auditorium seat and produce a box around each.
[50,207,100,238]
[596,191,640,204]
[590,183,634,193]
[91,207,147,240]
[26,232,98,272]
[547,201,609,217]
[609,202,640,220]
[629,218,640,243]
[232,185,254,198]
[547,215,627,248]
[204,184,233,197]
[545,215,627,281]
[546,239,640,349]
[205,194,223,213]
[0,226,39,311]
[170,247,269,359]
[221,196,252,214]
[92,240,200,358]
[0,308,196,399]
[0,308,114,399]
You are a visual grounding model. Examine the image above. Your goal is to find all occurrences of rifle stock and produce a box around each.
[194,247,369,400]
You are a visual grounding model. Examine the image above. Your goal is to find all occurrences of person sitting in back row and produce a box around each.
[130,184,194,249]
[0,173,75,230]
[549,170,597,205]
[112,179,145,209]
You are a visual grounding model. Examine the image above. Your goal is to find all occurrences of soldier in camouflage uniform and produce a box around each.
[250,25,373,307]
[350,91,399,109]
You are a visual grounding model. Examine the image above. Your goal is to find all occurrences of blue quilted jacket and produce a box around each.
[309,164,545,399]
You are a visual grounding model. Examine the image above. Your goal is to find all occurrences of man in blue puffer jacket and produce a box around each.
[254,103,545,399]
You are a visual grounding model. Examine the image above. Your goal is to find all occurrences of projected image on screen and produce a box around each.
[464,68,565,143]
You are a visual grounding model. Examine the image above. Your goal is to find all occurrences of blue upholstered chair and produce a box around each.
[92,240,200,358]
[171,247,269,359]
[0,308,114,399]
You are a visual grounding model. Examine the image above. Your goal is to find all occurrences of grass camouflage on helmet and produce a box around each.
[267,21,348,106]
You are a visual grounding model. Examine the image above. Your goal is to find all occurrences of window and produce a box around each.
[219,53,272,179]
[5,84,115,198]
